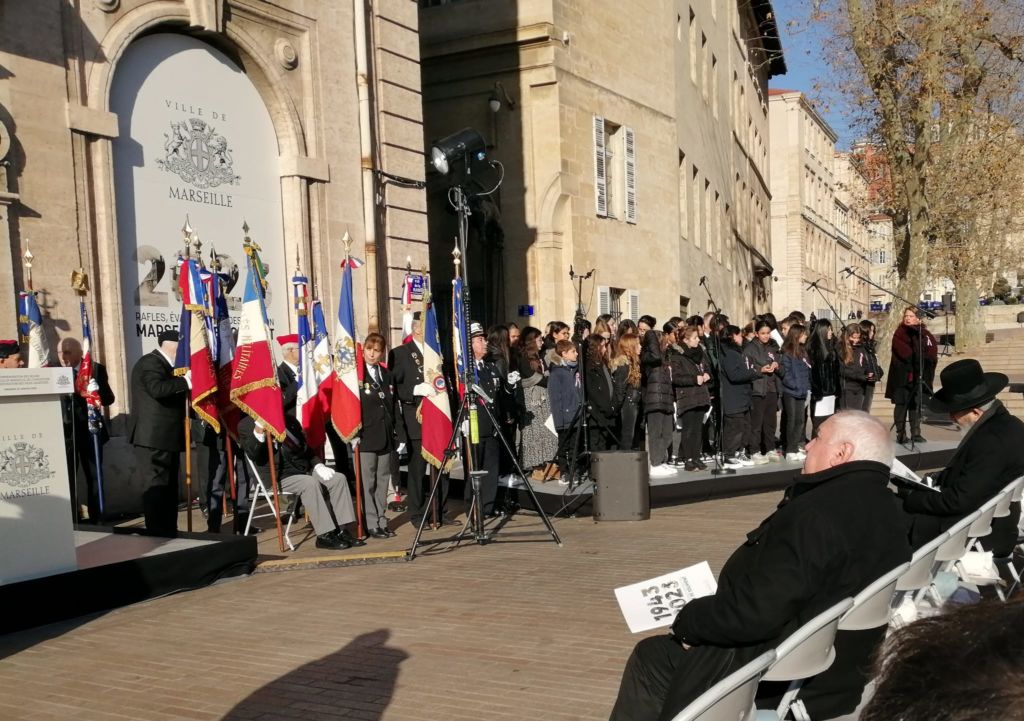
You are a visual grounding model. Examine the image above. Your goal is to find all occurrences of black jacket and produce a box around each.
[719,338,761,415]
[358,363,396,454]
[586,361,617,429]
[128,350,189,452]
[903,401,1024,554]
[63,361,115,443]
[641,331,673,414]
[668,345,711,413]
[809,344,842,402]
[885,324,937,402]
[277,362,298,417]
[742,340,784,397]
[389,341,424,440]
[239,413,320,485]
[673,461,912,716]
[610,357,641,413]
[471,356,503,438]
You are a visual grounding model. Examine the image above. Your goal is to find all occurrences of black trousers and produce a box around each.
[676,407,706,462]
[782,395,806,453]
[404,437,428,521]
[840,383,866,411]
[137,445,181,536]
[747,392,778,454]
[723,411,750,456]
[556,426,578,476]
[469,435,499,515]
[65,427,104,523]
[191,420,227,532]
[619,397,640,450]
[646,411,673,466]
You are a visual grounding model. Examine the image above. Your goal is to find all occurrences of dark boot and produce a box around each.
[894,404,908,444]
[910,410,926,443]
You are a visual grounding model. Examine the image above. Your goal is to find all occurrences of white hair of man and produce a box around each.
[828,410,895,467]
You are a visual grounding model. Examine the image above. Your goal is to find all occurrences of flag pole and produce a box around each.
[265,433,286,553]
[210,246,238,512]
[71,269,106,517]
[343,231,366,540]
[23,241,33,292]
[182,221,195,533]
[423,269,441,530]
[452,247,477,529]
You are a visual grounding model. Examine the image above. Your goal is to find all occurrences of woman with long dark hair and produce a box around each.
[585,333,617,451]
[742,319,784,462]
[610,331,642,450]
[641,329,675,477]
[807,318,841,437]
[670,325,711,470]
[779,323,810,459]
[838,323,871,411]
[858,319,883,412]
[718,324,767,467]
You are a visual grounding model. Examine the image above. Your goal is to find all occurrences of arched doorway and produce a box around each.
[110,32,287,368]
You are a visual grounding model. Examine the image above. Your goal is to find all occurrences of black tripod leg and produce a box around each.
[407,401,467,560]
[480,401,563,546]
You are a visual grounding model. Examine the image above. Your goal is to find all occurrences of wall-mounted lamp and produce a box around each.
[488,81,516,112]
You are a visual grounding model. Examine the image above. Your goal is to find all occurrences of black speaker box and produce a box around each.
[592,450,651,521]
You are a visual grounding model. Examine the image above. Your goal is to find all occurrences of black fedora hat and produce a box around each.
[928,359,1008,414]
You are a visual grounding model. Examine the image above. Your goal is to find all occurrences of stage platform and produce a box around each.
[517,435,961,518]
[0,527,257,635]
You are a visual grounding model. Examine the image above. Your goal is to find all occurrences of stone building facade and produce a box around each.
[833,153,871,318]
[419,0,784,328]
[0,0,429,424]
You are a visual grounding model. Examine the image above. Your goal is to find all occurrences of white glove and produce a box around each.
[461,420,470,437]
[313,463,334,482]
[87,379,100,393]
[183,370,193,389]
[413,382,433,397]
[253,427,266,443]
[351,437,361,449]
[397,442,407,455]
[507,371,521,385]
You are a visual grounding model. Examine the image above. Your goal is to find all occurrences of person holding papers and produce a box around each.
[898,359,1024,555]
[609,411,911,721]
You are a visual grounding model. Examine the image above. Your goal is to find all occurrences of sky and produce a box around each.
[768,0,855,148]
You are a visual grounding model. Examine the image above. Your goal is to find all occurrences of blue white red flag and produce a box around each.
[310,299,334,415]
[331,256,364,441]
[205,262,241,437]
[451,276,472,396]
[174,257,220,431]
[17,290,50,367]
[76,301,102,431]
[230,247,285,441]
[401,270,415,344]
[419,276,453,469]
[293,274,329,452]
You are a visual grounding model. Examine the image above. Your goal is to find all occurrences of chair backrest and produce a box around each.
[895,531,950,592]
[840,562,911,631]
[967,495,1001,540]
[669,650,776,721]
[934,510,982,563]
[994,478,1023,518]
[762,598,854,683]
[1012,476,1024,504]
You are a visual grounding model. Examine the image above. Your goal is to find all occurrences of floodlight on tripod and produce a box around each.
[430,128,488,176]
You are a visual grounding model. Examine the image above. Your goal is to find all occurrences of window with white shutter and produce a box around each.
[628,290,640,322]
[593,116,608,217]
[625,127,637,224]
[597,286,611,315]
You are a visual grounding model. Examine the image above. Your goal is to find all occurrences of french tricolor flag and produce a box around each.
[294,274,329,452]
[174,258,220,432]
[230,251,285,441]
[420,276,453,470]
[400,271,414,344]
[331,256,364,442]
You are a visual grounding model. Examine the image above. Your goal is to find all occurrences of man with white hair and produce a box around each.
[609,411,912,721]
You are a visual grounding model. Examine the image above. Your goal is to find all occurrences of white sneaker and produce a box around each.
[767,450,783,462]
[735,453,755,467]
[785,452,804,463]
[751,452,770,465]
[722,455,744,469]
[649,465,675,478]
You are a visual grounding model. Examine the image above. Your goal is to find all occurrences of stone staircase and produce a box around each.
[869,328,1024,421]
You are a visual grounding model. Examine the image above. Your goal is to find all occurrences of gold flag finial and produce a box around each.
[71,268,90,296]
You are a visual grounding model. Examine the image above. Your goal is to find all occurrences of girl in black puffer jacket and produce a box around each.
[719,325,768,465]
[669,325,712,471]
[641,329,674,473]
[808,318,842,437]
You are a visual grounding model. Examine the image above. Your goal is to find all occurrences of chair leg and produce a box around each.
[776,680,804,720]
[790,698,811,721]
[283,500,296,552]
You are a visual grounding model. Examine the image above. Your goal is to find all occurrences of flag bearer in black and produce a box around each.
[389,313,433,524]
[468,321,502,517]
[355,333,397,538]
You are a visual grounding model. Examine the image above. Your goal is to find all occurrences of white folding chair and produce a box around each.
[669,650,776,721]
[755,597,855,721]
[243,453,298,551]
[840,562,911,632]
[964,493,1001,549]
[890,531,949,627]
[913,510,981,608]
[992,478,1023,519]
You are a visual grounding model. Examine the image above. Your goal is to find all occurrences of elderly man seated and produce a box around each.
[899,359,1024,556]
[609,411,912,721]
[239,415,366,551]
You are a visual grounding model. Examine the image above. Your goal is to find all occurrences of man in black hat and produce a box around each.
[0,339,23,368]
[466,320,504,517]
[899,358,1024,554]
[128,330,190,535]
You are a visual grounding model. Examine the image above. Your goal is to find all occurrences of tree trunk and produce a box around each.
[954,276,985,351]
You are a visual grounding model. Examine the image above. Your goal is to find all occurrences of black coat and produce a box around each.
[239,413,320,485]
[672,461,912,717]
[63,361,115,444]
[358,364,396,454]
[586,361,617,430]
[885,324,938,403]
[742,340,784,397]
[668,345,711,412]
[128,350,189,452]
[903,401,1024,555]
[809,345,842,402]
[718,339,761,415]
[471,357,503,438]
[389,341,425,440]
[277,362,298,417]
[641,331,673,414]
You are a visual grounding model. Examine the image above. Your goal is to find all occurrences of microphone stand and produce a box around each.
[568,266,595,489]
[806,278,842,322]
[840,268,935,450]
[698,278,735,476]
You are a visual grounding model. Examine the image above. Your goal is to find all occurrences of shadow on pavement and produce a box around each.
[222,629,408,721]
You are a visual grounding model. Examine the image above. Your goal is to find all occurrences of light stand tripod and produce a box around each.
[563,265,596,491]
[698,277,735,476]
[840,268,936,451]
[406,177,561,560]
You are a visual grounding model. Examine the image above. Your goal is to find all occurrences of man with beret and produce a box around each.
[899,359,1024,555]
[129,330,190,535]
[0,340,23,368]
[389,313,434,524]
[275,333,300,416]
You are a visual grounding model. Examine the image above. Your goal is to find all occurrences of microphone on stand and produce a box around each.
[699,276,708,287]
[840,267,854,277]
[806,278,822,290]
[569,265,575,280]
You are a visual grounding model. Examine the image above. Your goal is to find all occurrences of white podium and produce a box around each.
[0,368,77,585]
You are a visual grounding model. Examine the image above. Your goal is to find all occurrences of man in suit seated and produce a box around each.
[899,359,1024,556]
[239,413,366,551]
[609,411,912,721]
[59,337,115,523]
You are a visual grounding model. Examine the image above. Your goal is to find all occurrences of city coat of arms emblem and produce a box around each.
[0,442,55,487]
[157,118,240,188]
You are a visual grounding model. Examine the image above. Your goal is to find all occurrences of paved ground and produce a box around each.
[0,491,782,721]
